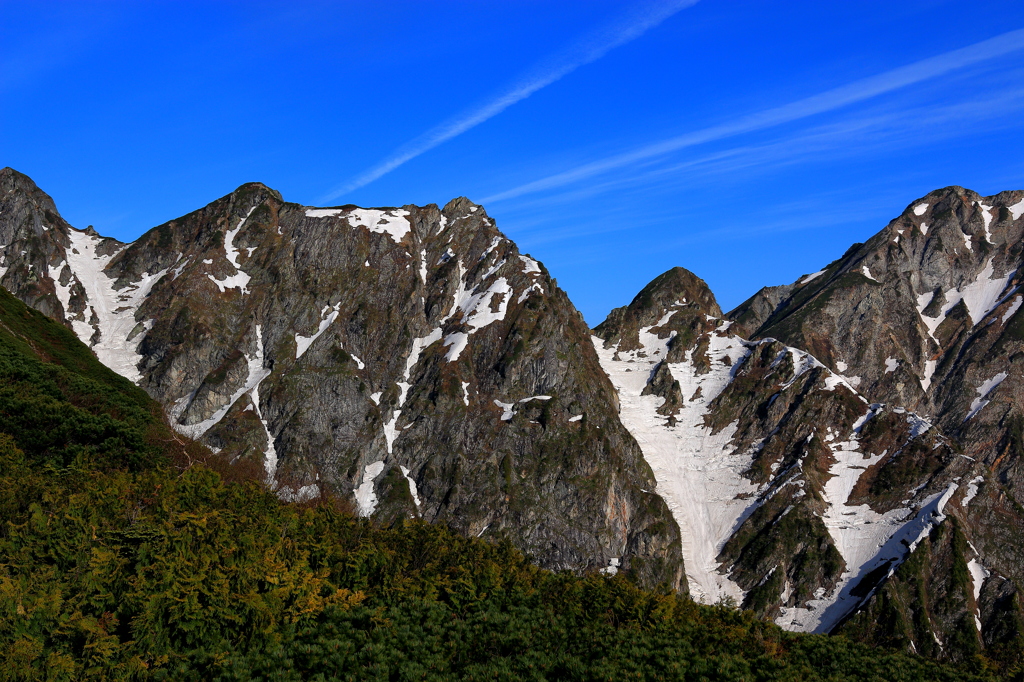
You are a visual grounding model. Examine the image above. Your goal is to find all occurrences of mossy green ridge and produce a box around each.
[0,286,171,471]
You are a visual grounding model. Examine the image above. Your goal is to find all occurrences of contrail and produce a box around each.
[481,27,1024,204]
[320,0,699,202]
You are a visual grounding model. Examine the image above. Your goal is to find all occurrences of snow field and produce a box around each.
[62,229,166,383]
[593,324,757,605]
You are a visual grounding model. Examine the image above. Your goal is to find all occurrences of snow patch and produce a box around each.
[305,208,343,218]
[295,303,341,358]
[384,328,443,453]
[979,204,994,242]
[173,325,272,441]
[518,283,543,304]
[861,265,878,282]
[347,208,411,243]
[962,476,984,507]
[920,360,938,393]
[482,258,506,280]
[400,465,421,511]
[917,259,1014,345]
[442,276,511,362]
[884,357,899,374]
[519,255,541,275]
[355,461,386,516]
[961,226,974,252]
[964,372,1008,421]
[494,400,515,421]
[782,482,957,633]
[1010,198,1024,220]
[210,207,256,294]
[913,203,929,216]
[800,270,825,285]
[968,557,990,632]
[1002,295,1022,324]
[480,236,501,260]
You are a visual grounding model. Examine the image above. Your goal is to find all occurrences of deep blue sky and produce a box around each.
[3,1,1024,323]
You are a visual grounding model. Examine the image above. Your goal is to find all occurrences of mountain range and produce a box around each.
[3,166,1023,666]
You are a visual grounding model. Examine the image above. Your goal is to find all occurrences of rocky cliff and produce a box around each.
[0,167,684,590]
[721,186,1024,663]
[592,265,988,639]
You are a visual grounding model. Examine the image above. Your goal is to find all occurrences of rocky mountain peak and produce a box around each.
[0,172,685,591]
[594,266,722,354]
[441,195,485,216]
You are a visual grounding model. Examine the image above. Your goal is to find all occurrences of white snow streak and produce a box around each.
[964,372,1008,421]
[400,465,421,511]
[978,204,994,243]
[782,482,957,633]
[494,400,515,421]
[800,270,825,285]
[295,303,341,358]
[519,255,541,274]
[305,208,344,218]
[355,461,386,517]
[174,325,272,441]
[968,557,991,632]
[384,328,443,453]
[443,276,512,362]
[210,207,256,294]
[1002,295,1022,324]
[962,476,984,507]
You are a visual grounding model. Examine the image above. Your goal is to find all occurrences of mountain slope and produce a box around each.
[720,186,1024,661]
[0,167,683,590]
[729,188,1024,461]
[4,281,990,680]
[593,263,1023,663]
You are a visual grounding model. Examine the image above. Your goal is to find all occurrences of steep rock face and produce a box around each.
[0,168,684,590]
[723,187,1024,661]
[593,266,1016,655]
[0,167,114,325]
[727,188,1024,459]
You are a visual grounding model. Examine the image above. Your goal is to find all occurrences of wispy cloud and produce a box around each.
[499,83,1024,251]
[481,27,1024,204]
[513,82,1024,217]
[320,0,698,203]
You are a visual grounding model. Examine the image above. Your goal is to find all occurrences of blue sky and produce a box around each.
[3,1,1024,323]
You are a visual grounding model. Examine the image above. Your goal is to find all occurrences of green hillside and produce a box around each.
[0,287,1004,680]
